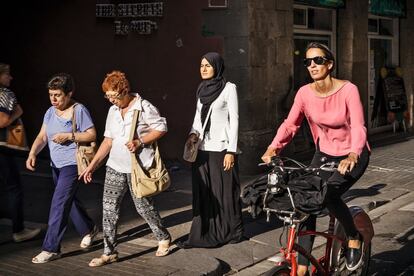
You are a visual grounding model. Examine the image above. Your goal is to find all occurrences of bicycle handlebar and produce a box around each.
[258,156,338,172]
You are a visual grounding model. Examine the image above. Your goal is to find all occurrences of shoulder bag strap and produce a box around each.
[129,109,141,142]
[130,109,149,174]
[71,103,79,145]
[199,104,213,140]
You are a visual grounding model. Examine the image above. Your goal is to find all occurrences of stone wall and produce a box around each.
[240,0,294,173]
[400,1,414,130]
[202,0,249,100]
[0,0,224,160]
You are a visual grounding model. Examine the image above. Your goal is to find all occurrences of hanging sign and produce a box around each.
[96,2,163,35]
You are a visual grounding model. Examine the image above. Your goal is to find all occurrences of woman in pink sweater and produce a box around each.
[261,42,370,274]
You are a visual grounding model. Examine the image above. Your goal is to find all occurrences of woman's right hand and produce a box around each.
[186,133,198,147]
[261,147,277,164]
[26,153,36,171]
[78,164,95,184]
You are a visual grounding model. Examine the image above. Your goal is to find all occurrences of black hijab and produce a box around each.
[196,52,227,131]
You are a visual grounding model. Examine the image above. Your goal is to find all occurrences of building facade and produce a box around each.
[1,0,412,172]
[205,0,413,172]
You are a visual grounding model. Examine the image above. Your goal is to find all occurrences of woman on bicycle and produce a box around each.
[261,42,370,275]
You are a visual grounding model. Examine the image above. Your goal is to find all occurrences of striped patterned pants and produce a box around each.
[102,166,170,255]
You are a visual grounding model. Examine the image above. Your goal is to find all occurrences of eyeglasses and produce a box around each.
[303,56,329,67]
[104,93,123,100]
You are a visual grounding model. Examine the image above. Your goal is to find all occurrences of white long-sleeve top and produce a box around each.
[190,82,239,153]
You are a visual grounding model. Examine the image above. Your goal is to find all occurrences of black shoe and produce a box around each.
[345,235,364,271]
[176,241,194,249]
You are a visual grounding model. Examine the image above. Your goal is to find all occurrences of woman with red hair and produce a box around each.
[80,70,171,267]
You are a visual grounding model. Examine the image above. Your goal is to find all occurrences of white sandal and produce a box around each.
[88,253,118,267]
[156,239,171,257]
[80,226,98,248]
[32,251,61,264]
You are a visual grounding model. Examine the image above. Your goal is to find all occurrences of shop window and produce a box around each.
[294,7,307,28]
[294,6,333,31]
[368,17,394,36]
[368,18,378,33]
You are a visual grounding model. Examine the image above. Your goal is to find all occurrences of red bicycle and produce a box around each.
[259,157,374,276]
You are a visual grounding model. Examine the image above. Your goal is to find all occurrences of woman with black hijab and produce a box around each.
[178,52,244,248]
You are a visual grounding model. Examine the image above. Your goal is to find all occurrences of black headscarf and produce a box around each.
[196,52,227,132]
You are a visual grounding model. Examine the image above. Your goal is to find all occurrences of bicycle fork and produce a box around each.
[286,225,298,276]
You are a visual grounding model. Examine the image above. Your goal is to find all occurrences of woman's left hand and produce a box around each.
[52,133,71,144]
[338,152,358,175]
[125,139,142,153]
[223,153,235,171]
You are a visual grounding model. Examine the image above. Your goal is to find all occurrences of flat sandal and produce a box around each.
[88,253,118,267]
[156,239,171,257]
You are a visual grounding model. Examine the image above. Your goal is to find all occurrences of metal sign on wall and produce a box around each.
[294,0,345,8]
[369,0,406,17]
[96,2,163,35]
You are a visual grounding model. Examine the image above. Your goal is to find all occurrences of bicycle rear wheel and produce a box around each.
[332,243,371,276]
[331,222,371,276]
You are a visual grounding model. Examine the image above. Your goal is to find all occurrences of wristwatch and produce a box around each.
[138,137,145,147]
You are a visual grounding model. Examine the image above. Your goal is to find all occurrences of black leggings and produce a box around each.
[297,146,370,266]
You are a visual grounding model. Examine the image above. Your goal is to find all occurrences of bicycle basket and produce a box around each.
[288,174,327,215]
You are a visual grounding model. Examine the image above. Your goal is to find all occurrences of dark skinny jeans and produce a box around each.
[298,146,370,266]
[0,150,24,233]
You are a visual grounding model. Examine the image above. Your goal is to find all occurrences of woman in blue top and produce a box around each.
[26,73,97,263]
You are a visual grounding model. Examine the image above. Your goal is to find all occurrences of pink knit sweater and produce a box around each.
[269,82,369,156]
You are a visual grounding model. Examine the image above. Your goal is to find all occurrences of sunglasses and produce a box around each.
[303,56,329,67]
[104,93,124,100]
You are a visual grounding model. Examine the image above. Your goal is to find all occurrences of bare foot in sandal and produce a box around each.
[156,239,170,257]
[88,253,118,267]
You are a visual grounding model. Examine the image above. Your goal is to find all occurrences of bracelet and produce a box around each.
[138,137,145,147]
[71,132,76,142]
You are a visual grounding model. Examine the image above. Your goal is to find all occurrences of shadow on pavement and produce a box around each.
[343,183,387,203]
[369,238,414,275]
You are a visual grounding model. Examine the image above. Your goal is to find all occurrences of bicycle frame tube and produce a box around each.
[296,216,346,275]
[323,215,336,272]
[286,225,297,276]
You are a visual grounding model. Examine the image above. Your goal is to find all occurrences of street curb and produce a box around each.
[368,191,414,222]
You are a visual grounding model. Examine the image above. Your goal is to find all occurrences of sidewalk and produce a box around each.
[0,137,413,275]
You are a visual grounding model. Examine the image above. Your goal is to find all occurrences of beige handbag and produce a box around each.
[183,105,213,163]
[71,104,97,175]
[129,109,170,198]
